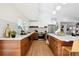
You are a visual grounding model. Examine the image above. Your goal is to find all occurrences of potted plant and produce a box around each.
[10,31,16,38]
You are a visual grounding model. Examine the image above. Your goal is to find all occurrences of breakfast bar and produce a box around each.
[48,33,79,56]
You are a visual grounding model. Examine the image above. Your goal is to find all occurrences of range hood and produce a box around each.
[29,20,39,22]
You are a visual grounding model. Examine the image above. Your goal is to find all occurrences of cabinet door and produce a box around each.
[48,36,52,48]
[52,43,58,55]
[48,36,59,56]
[21,38,29,56]
[51,38,59,56]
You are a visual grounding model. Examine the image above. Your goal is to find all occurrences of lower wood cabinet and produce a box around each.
[0,33,34,56]
[32,32,38,40]
[0,40,21,56]
[48,35,73,56]
[21,37,30,56]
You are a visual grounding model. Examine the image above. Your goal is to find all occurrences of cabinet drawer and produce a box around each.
[61,41,73,46]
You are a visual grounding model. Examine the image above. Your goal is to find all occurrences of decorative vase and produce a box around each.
[10,31,16,38]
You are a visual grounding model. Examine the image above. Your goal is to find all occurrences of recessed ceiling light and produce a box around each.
[62,3,67,5]
[52,11,56,15]
[56,5,61,11]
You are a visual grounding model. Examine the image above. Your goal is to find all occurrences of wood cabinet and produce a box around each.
[0,33,34,56]
[0,40,21,56]
[32,32,38,40]
[21,37,30,56]
[48,35,73,56]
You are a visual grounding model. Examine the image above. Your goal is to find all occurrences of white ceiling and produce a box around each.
[55,3,79,18]
[0,3,79,22]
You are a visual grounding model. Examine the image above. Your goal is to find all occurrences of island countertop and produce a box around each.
[48,33,79,42]
[0,32,34,40]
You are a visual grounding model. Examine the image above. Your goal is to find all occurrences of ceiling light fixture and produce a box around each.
[52,11,56,15]
[62,3,67,5]
[56,5,61,11]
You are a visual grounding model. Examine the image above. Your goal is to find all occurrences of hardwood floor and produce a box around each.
[26,40,54,56]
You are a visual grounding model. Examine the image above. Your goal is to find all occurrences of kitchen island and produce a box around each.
[48,33,79,56]
[0,32,35,56]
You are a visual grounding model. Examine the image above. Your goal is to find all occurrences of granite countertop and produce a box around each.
[0,32,34,40]
[48,33,79,42]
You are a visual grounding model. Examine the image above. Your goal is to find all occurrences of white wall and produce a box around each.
[0,4,30,37]
[0,19,18,37]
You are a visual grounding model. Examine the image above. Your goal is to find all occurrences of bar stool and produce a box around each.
[62,40,79,56]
